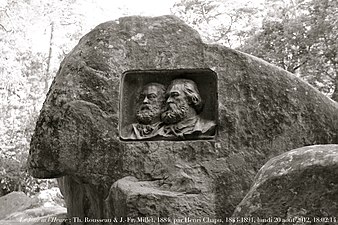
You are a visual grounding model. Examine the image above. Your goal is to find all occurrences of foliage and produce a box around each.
[0,148,57,196]
[239,0,338,100]
[171,0,264,47]
[0,0,85,196]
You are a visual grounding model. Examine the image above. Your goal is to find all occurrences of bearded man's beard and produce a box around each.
[161,102,188,124]
[136,104,161,124]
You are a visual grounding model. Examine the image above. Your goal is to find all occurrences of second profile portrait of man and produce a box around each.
[122,79,216,140]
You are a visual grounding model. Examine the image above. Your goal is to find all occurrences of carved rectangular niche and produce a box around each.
[120,68,218,141]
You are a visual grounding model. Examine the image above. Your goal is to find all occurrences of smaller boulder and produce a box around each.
[0,192,37,220]
[105,176,215,224]
[232,145,338,224]
[0,191,67,225]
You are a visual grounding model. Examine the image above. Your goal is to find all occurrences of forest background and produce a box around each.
[1,0,337,196]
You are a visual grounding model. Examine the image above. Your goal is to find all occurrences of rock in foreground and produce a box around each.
[0,191,67,225]
[105,176,215,222]
[232,144,338,224]
[0,192,37,220]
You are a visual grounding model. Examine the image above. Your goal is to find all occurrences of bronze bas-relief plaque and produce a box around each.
[120,69,218,140]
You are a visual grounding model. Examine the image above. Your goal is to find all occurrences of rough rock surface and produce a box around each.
[27,15,338,223]
[232,144,338,225]
[105,176,214,222]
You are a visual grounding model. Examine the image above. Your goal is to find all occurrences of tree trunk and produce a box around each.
[44,22,54,94]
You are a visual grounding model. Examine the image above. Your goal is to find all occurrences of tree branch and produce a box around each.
[292,59,308,72]
[0,23,8,32]
[213,15,235,42]
[201,3,209,23]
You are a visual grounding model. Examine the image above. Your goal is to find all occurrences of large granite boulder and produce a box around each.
[232,144,338,224]
[28,15,338,223]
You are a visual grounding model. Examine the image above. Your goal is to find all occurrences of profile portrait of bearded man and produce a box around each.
[160,79,216,138]
[122,82,165,140]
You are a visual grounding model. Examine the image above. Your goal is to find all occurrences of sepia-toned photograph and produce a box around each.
[0,0,337,224]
